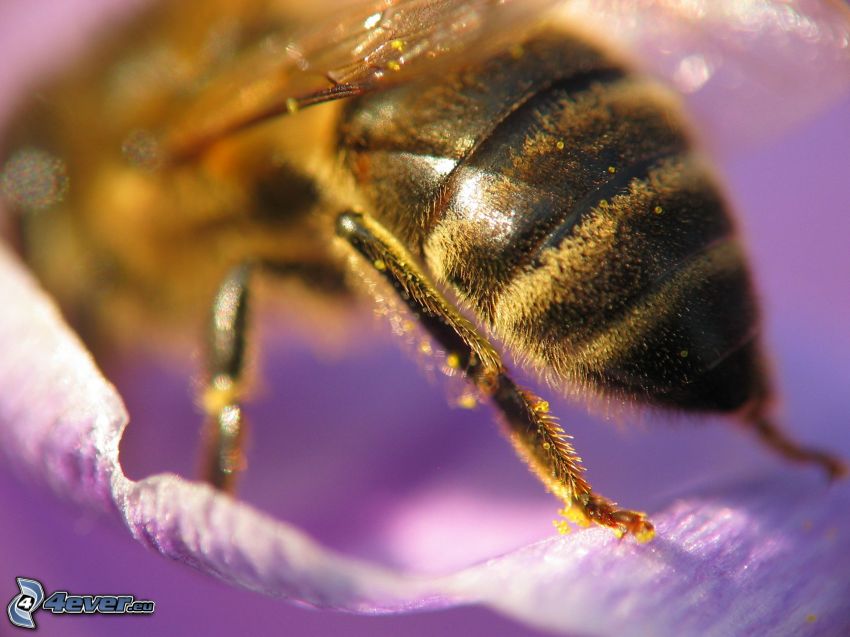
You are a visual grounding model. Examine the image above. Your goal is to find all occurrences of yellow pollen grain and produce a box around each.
[555,140,565,150]
[401,320,415,333]
[373,258,386,271]
[458,394,477,409]
[534,400,550,414]
[607,166,617,174]
[201,381,237,414]
[418,340,432,355]
[553,519,572,535]
[560,505,591,528]
[635,526,656,543]
[679,349,689,358]
[654,205,664,214]
[446,353,461,369]
[387,60,401,72]
[542,442,551,450]
[285,97,299,114]
[390,39,405,51]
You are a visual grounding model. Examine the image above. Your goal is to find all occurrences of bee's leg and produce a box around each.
[200,264,252,492]
[336,211,654,541]
[743,410,846,480]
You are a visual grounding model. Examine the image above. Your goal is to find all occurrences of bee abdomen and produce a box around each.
[499,228,764,411]
[489,149,765,411]
[423,72,694,318]
[342,32,768,412]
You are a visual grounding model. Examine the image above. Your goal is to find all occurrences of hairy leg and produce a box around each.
[337,211,654,540]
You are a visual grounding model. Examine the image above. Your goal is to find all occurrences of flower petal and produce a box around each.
[559,0,850,157]
[2,1,850,635]
[0,244,451,610]
[451,476,850,635]
[2,243,849,636]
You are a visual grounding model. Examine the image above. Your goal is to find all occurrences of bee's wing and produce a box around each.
[292,0,561,89]
[165,0,850,160]
[164,0,559,160]
[557,0,850,155]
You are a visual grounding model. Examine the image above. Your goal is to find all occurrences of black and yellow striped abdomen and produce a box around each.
[340,30,767,413]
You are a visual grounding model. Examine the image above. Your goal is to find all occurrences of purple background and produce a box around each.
[1,1,849,636]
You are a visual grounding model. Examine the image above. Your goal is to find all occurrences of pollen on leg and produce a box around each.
[557,504,591,529]
[202,375,239,414]
[552,519,572,535]
[533,399,550,414]
[457,393,478,409]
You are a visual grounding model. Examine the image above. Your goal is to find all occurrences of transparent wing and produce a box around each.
[164,0,559,160]
[556,0,850,155]
[165,0,850,160]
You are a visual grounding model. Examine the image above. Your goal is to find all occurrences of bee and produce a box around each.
[2,0,847,541]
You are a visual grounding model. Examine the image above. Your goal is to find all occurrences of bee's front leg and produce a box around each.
[336,211,654,541]
[200,264,252,491]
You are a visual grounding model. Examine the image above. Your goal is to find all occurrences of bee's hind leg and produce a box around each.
[336,211,654,541]
[741,407,846,480]
[200,264,252,491]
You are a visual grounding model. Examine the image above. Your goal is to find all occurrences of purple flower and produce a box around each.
[1,2,850,635]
